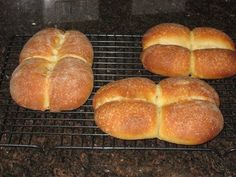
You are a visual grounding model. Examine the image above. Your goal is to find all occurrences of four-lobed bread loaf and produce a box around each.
[93,77,224,145]
[10,28,94,111]
[141,23,236,79]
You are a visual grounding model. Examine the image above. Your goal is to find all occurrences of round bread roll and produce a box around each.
[93,77,157,109]
[191,27,235,50]
[159,100,223,145]
[192,49,236,79]
[141,44,190,77]
[10,28,93,111]
[141,23,236,79]
[95,100,158,140]
[93,77,224,145]
[142,23,191,50]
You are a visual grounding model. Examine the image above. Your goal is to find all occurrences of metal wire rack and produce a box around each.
[0,34,235,154]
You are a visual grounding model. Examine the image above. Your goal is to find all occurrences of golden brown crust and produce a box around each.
[19,28,64,63]
[193,49,236,79]
[141,44,190,77]
[192,27,235,50]
[10,58,50,111]
[49,58,93,111]
[93,77,223,145]
[159,100,223,145]
[58,30,93,65]
[10,28,94,111]
[141,23,236,79]
[19,28,93,65]
[158,77,220,106]
[95,100,158,140]
[142,23,191,49]
[93,77,157,109]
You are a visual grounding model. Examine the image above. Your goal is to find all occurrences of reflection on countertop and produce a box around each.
[0,0,235,39]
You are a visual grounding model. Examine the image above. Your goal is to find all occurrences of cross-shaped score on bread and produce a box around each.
[10,28,94,111]
[141,23,236,79]
[93,77,224,145]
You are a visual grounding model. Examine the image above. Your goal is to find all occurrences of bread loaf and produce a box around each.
[93,77,224,145]
[10,28,93,111]
[141,23,236,79]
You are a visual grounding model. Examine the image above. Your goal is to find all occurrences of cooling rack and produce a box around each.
[0,34,235,155]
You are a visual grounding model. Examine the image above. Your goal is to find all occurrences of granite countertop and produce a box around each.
[0,149,232,177]
[0,0,236,176]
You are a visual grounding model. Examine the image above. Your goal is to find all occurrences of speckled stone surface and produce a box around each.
[0,148,234,177]
[0,0,235,176]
